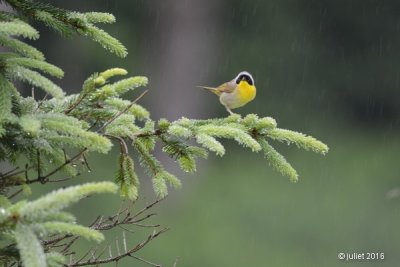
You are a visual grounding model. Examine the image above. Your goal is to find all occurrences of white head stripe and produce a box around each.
[235,71,254,85]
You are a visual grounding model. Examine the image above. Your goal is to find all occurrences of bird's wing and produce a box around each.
[197,82,235,95]
[216,82,235,94]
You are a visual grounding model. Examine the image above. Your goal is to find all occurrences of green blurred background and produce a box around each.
[31,0,400,266]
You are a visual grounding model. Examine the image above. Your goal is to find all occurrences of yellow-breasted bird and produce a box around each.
[198,71,256,114]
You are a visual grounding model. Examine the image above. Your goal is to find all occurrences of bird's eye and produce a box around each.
[246,75,253,85]
[241,74,253,85]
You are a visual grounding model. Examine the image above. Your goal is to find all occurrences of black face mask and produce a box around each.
[236,74,253,85]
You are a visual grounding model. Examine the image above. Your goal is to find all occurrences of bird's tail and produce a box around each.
[197,86,221,96]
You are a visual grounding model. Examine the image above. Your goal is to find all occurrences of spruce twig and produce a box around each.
[98,89,148,133]
[54,198,167,267]
[67,228,168,267]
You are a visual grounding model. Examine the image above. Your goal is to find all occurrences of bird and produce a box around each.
[198,71,256,115]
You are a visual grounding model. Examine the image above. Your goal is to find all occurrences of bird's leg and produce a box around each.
[225,106,234,115]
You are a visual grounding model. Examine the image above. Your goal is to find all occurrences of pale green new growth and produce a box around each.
[15,224,46,267]
[8,66,64,98]
[105,114,140,137]
[108,76,148,96]
[0,35,44,60]
[41,222,104,242]
[0,20,39,39]
[153,173,168,198]
[100,67,128,80]
[94,76,148,99]
[177,155,196,172]
[39,114,112,153]
[6,57,64,78]
[137,136,183,190]
[268,128,329,155]
[116,154,140,200]
[167,125,193,139]
[0,74,13,123]
[35,11,71,36]
[198,125,262,152]
[255,117,277,132]
[129,104,150,120]
[4,183,117,267]
[196,133,225,156]
[19,115,41,136]
[18,182,117,219]
[79,25,128,58]
[37,212,76,223]
[259,138,299,182]
[162,171,183,188]
[84,12,116,24]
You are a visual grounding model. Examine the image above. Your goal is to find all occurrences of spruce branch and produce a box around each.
[0,20,39,39]
[0,1,329,265]
[258,138,298,182]
[2,183,118,266]
[76,24,127,58]
[34,10,73,36]
[5,57,64,78]
[6,65,64,98]
[267,128,329,155]
[0,74,13,123]
[66,228,168,267]
[41,222,104,243]
[0,10,19,21]
[40,198,167,267]
[2,0,127,57]
[16,182,117,220]
[14,223,46,267]
[0,35,44,60]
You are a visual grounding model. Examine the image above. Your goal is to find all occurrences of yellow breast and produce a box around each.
[238,81,256,104]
